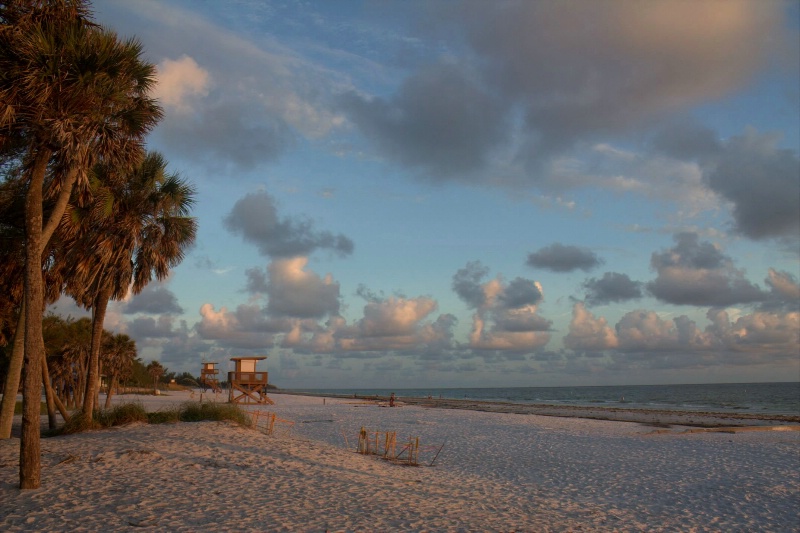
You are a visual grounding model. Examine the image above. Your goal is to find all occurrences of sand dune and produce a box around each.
[1,391,798,531]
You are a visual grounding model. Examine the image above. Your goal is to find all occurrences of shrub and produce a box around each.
[52,400,251,435]
[179,401,251,426]
[58,411,101,435]
[100,403,149,426]
[147,407,180,424]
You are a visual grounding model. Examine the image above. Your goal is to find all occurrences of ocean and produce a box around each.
[290,382,800,416]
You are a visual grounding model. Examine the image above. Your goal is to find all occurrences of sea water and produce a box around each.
[290,382,800,416]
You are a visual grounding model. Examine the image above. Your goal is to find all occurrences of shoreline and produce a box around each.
[276,390,800,428]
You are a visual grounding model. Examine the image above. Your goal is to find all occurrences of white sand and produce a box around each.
[1,390,798,531]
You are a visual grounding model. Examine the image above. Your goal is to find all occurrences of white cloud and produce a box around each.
[153,55,210,114]
[266,257,340,319]
[564,303,618,351]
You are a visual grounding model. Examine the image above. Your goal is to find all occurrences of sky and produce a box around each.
[50,0,800,389]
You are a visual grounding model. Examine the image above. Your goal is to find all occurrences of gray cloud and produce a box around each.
[527,243,602,273]
[451,262,552,353]
[265,258,341,319]
[651,233,727,270]
[158,326,212,367]
[95,2,347,172]
[498,278,544,309]
[128,316,180,339]
[338,63,507,180]
[565,304,799,371]
[459,2,787,157]
[124,285,184,315]
[244,267,269,294]
[705,131,800,240]
[650,124,800,241]
[452,261,491,309]
[647,233,767,306]
[224,191,354,258]
[492,310,551,333]
[197,303,288,350]
[155,102,291,171]
[651,121,721,160]
[583,272,643,306]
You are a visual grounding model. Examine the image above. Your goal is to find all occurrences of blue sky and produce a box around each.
[53,0,800,388]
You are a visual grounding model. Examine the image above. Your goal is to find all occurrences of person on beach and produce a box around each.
[389,393,395,407]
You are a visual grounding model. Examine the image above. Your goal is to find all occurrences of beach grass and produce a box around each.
[56,401,251,435]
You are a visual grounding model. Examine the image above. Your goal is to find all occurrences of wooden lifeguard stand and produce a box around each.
[200,362,221,393]
[228,356,274,405]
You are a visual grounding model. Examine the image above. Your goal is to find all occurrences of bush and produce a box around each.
[58,411,101,435]
[100,403,149,426]
[179,401,251,426]
[54,400,251,435]
[147,407,180,424]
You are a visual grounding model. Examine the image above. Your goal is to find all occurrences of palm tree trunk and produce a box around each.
[83,289,110,418]
[104,374,118,409]
[41,350,57,429]
[21,149,50,489]
[40,166,78,245]
[0,165,79,439]
[0,308,25,439]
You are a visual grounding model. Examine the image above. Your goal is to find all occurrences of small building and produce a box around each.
[228,356,273,405]
[200,362,221,393]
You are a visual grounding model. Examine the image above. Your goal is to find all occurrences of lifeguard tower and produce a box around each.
[200,362,221,393]
[228,356,274,405]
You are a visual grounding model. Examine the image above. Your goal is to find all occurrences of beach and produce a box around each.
[1,391,798,531]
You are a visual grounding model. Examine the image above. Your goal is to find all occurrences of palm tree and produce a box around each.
[0,169,72,437]
[57,151,196,418]
[0,1,162,489]
[43,315,90,409]
[101,332,136,408]
[146,361,164,394]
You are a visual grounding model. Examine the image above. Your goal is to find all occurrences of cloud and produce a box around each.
[526,243,602,273]
[766,269,800,301]
[498,277,544,309]
[356,296,438,338]
[651,121,721,161]
[647,232,767,306]
[452,261,492,309]
[336,0,790,186]
[456,0,788,157]
[124,284,184,315]
[339,63,507,179]
[582,272,643,306]
[452,262,551,354]
[196,303,287,350]
[564,306,799,370]
[649,124,800,240]
[264,257,341,319]
[311,295,455,355]
[157,104,292,170]
[707,308,800,351]
[705,130,800,240]
[158,324,212,367]
[153,55,210,114]
[615,310,712,352]
[224,191,354,258]
[128,315,180,339]
[101,0,347,171]
[564,303,618,352]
